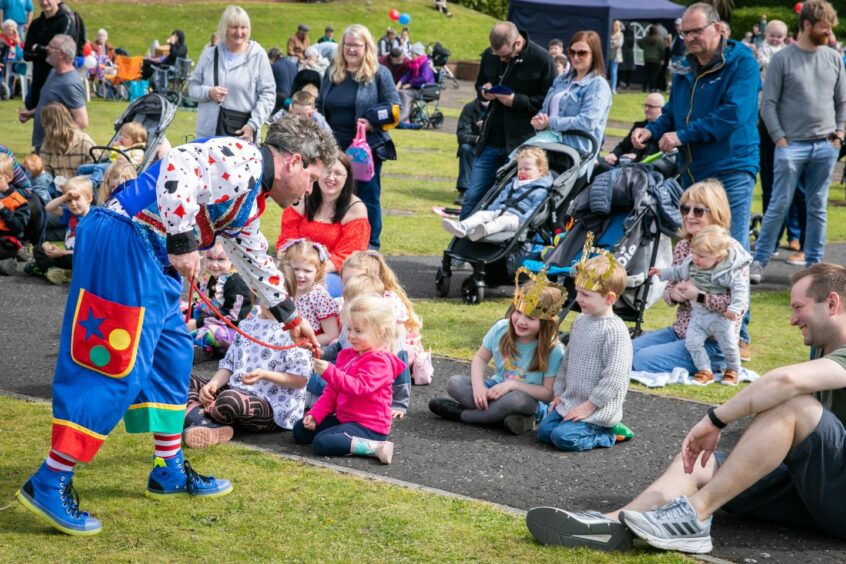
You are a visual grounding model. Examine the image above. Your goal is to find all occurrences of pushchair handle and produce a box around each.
[90,145,135,166]
[556,129,600,163]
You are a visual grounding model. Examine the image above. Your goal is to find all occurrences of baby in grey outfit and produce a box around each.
[649,226,751,386]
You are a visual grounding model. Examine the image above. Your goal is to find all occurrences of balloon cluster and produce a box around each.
[795,2,803,13]
[388,8,411,25]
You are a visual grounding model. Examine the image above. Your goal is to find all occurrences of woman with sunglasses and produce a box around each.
[530,30,611,170]
[632,179,750,377]
[317,24,400,251]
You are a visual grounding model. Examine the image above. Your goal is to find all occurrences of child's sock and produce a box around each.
[45,449,78,472]
[153,433,182,460]
[350,437,394,464]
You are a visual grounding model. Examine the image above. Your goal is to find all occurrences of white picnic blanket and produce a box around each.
[630,367,760,388]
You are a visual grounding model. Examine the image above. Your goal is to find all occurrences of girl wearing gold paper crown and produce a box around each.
[428,269,566,435]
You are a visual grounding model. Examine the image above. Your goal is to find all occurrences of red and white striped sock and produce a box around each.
[45,450,78,472]
[153,433,182,459]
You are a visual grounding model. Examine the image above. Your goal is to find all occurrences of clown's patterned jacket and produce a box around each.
[109,137,296,322]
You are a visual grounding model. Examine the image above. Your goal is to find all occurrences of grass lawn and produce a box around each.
[0,396,687,563]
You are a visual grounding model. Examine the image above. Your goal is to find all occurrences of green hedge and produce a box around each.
[731,6,846,39]
[456,0,509,20]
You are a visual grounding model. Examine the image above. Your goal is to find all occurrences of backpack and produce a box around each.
[59,3,86,57]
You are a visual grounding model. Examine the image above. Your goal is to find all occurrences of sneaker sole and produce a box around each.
[619,512,713,554]
[16,489,102,536]
[377,442,394,464]
[441,220,466,239]
[145,481,233,500]
[720,380,738,386]
[526,507,633,551]
[183,425,234,449]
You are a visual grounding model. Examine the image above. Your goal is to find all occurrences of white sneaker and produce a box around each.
[467,224,488,242]
[526,507,633,551]
[375,441,394,464]
[619,496,713,554]
[442,219,467,238]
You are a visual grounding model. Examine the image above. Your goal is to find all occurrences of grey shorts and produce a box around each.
[716,408,846,539]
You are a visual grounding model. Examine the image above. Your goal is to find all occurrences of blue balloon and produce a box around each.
[398,13,411,25]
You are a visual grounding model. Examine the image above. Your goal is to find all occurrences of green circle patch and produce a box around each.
[89,345,111,368]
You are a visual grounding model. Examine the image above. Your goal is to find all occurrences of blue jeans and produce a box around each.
[754,140,838,266]
[536,411,616,452]
[460,145,509,219]
[355,158,383,249]
[292,414,387,456]
[608,60,619,92]
[632,326,726,374]
[457,143,476,192]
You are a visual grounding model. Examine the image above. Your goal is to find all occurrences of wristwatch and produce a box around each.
[707,406,727,429]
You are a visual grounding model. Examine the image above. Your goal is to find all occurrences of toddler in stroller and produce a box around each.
[442,147,552,241]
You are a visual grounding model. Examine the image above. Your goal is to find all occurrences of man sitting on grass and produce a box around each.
[526,262,846,554]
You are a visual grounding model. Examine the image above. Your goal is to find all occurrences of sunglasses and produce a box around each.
[679,204,710,218]
[567,48,590,58]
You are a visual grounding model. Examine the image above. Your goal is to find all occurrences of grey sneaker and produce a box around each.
[749,260,764,285]
[526,507,633,551]
[619,496,713,554]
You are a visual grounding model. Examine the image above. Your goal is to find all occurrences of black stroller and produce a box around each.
[430,41,459,90]
[525,163,683,337]
[435,132,599,304]
[89,93,178,173]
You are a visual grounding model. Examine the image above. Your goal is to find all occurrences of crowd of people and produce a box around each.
[2,0,845,557]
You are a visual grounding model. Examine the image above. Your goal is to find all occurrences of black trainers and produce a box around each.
[428,398,466,422]
[503,414,535,435]
[526,507,633,551]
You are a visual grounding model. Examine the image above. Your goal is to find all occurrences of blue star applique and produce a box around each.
[78,307,106,341]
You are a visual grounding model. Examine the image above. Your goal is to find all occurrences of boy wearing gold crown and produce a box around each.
[537,253,632,451]
[429,269,566,434]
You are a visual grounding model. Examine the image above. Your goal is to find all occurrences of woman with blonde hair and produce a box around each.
[39,103,95,180]
[631,179,750,376]
[608,20,624,94]
[188,5,275,141]
[317,24,400,250]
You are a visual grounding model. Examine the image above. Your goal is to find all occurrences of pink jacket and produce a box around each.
[309,348,406,435]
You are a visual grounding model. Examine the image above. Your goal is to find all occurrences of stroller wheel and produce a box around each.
[435,267,451,298]
[430,111,444,129]
[164,90,182,107]
[461,276,485,305]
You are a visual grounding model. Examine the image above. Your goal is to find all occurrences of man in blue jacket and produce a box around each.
[632,2,760,252]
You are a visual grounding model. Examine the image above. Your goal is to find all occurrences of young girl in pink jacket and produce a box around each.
[293,295,406,464]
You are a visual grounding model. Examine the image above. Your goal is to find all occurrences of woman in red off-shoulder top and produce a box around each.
[277,151,370,296]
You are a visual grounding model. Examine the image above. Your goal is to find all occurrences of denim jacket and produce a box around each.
[539,71,611,156]
[487,173,553,223]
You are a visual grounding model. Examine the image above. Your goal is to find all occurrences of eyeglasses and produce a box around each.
[343,42,365,51]
[643,103,662,109]
[679,22,715,39]
[567,48,590,58]
[679,204,711,218]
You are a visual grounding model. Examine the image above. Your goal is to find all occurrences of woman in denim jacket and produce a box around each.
[317,24,400,250]
[530,30,611,169]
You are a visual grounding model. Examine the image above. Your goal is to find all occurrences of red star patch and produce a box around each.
[174,205,185,218]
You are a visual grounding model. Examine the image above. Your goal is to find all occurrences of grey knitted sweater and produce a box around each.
[553,313,632,427]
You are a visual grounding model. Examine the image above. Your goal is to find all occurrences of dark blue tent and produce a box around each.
[508,0,685,60]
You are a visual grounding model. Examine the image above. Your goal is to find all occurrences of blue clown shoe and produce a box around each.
[16,462,102,536]
[146,451,233,499]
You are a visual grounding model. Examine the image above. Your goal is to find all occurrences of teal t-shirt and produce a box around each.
[481,318,564,385]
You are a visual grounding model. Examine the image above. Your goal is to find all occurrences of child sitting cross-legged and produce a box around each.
[442,146,553,241]
[293,295,407,464]
[183,264,313,448]
[278,239,341,346]
[537,251,632,452]
[429,268,566,434]
[0,153,29,276]
[25,176,94,284]
[649,225,751,386]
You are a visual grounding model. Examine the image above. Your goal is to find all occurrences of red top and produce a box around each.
[277,206,371,272]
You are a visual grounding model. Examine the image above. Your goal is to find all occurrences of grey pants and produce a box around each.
[686,308,741,372]
[398,88,417,121]
[446,374,536,425]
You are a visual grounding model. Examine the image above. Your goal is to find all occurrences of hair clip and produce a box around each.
[278,238,330,263]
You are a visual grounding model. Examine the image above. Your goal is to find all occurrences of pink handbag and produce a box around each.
[346,121,375,182]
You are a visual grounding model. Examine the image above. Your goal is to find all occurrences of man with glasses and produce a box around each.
[600,93,664,170]
[15,115,335,536]
[750,0,846,283]
[22,0,77,109]
[460,21,555,220]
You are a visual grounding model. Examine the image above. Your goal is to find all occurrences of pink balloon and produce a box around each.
[389,9,400,21]
[795,2,803,13]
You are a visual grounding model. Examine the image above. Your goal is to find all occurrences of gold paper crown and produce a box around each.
[512,267,568,320]
[574,232,619,293]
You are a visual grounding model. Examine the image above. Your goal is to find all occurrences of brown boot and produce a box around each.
[721,369,739,386]
[739,341,751,362]
[692,370,714,386]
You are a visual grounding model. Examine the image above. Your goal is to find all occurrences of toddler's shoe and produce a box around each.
[721,369,739,386]
[45,267,72,285]
[441,218,467,238]
[23,260,45,277]
[691,370,714,386]
[786,251,806,266]
[192,344,216,365]
[610,422,635,442]
[184,420,234,449]
[503,414,535,435]
[467,224,488,242]
[739,341,751,362]
[428,398,466,421]
[16,462,102,536]
[146,451,232,499]
[375,441,394,464]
